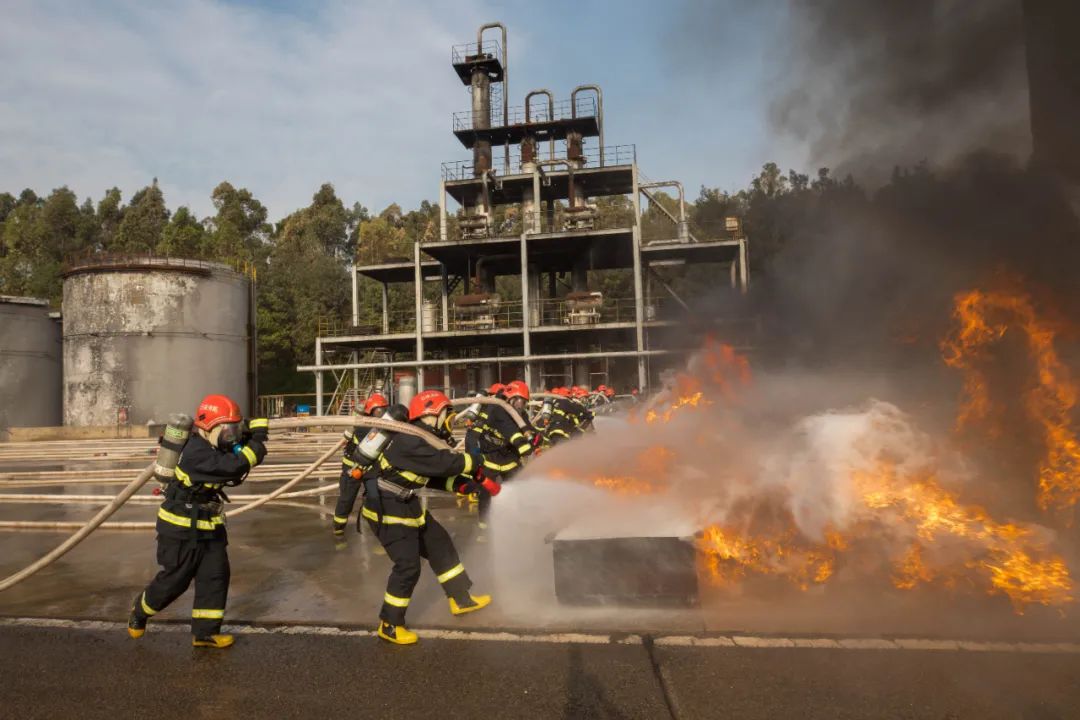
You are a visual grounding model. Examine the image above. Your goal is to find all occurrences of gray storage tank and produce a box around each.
[0,296,62,428]
[62,257,255,426]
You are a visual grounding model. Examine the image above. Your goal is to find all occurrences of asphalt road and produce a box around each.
[3,624,1079,720]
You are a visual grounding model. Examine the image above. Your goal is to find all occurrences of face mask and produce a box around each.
[372,407,387,419]
[215,422,243,451]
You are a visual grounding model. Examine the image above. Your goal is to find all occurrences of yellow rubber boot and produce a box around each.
[449,593,492,616]
[127,602,147,639]
[192,634,235,649]
[377,621,418,645]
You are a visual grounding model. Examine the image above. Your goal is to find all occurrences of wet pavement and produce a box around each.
[4,446,1080,718]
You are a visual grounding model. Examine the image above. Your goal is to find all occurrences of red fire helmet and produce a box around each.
[363,393,389,415]
[504,380,530,401]
[194,394,242,431]
[409,389,452,420]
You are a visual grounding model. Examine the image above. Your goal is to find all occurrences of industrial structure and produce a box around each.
[302,23,750,413]
[62,256,256,426]
[0,296,62,428]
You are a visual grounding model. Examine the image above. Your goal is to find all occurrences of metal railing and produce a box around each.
[451,39,502,66]
[452,96,597,133]
[317,313,415,337]
[441,144,636,181]
[438,301,523,332]
[532,296,639,327]
[60,251,257,279]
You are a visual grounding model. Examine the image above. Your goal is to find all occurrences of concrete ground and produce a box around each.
[2,620,1079,719]
[3,452,1080,718]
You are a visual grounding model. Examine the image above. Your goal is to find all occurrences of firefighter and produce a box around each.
[333,393,389,535]
[366,389,497,645]
[465,379,534,525]
[544,386,577,445]
[571,386,596,431]
[127,394,268,649]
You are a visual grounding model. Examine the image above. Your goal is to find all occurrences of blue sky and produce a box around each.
[1,0,803,220]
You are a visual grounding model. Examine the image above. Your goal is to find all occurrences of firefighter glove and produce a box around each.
[248,418,270,442]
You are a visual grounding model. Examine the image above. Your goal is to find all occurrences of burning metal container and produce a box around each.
[552,535,699,606]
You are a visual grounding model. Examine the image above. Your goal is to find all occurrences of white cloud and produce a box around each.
[0,0,489,218]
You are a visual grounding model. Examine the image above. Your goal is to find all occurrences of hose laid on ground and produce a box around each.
[0,464,156,592]
[0,415,461,590]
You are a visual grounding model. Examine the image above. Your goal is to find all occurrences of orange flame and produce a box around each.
[853,461,1073,611]
[941,288,1080,510]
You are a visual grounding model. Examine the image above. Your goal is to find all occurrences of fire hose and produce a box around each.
[0,414,467,593]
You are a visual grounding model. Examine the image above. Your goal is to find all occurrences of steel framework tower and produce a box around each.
[302,23,750,414]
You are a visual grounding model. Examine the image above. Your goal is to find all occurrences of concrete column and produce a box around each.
[439,180,447,242]
[571,256,589,293]
[631,164,647,391]
[350,267,359,326]
[441,264,450,331]
[531,169,542,233]
[314,338,324,416]
[413,241,425,388]
[738,238,750,292]
[479,359,495,388]
[520,233,532,386]
[574,359,590,387]
[381,283,389,334]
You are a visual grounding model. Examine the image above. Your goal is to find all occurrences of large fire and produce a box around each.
[941,288,1080,511]
[557,300,1078,614]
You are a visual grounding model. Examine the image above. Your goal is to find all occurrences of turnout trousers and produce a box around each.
[334,467,363,525]
[366,511,472,626]
[133,535,231,637]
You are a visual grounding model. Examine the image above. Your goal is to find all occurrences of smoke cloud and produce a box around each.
[770,0,1031,182]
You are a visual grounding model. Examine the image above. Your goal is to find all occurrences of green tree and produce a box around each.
[158,206,207,257]
[115,180,168,253]
[96,187,125,251]
[206,181,270,262]
[257,184,351,392]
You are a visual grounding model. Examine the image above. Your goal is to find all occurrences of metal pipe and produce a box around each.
[299,348,679,373]
[571,84,604,166]
[477,22,509,174]
[525,89,556,161]
[537,159,577,209]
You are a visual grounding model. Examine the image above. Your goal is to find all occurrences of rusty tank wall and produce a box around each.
[62,260,253,426]
[0,296,62,428]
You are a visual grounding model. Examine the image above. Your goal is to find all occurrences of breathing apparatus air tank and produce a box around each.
[153,413,193,486]
[539,399,553,422]
[351,404,410,476]
[458,392,486,424]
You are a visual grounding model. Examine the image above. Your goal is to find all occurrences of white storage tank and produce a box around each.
[62,257,254,426]
[0,296,62,428]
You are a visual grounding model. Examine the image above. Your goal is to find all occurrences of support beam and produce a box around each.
[738,238,750,292]
[314,338,324,416]
[439,180,448,242]
[350,267,359,326]
[299,348,680,373]
[440,264,450,332]
[631,164,647,391]
[520,233,532,387]
[413,241,425,388]
[381,283,389,334]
